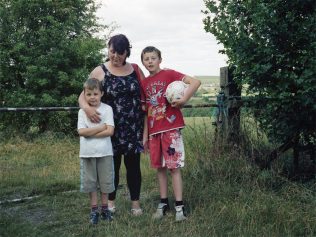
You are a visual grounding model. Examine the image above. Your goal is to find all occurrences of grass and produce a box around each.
[0,118,315,237]
[195,76,219,85]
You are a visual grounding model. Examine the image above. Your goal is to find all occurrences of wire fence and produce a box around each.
[0,102,222,138]
[0,103,218,112]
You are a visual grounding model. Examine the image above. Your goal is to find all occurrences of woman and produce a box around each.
[78,34,146,216]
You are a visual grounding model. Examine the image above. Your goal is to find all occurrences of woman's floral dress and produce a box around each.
[100,64,144,155]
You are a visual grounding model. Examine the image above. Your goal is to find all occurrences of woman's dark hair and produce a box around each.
[108,34,131,58]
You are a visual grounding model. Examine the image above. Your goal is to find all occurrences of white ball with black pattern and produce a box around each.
[165,81,188,104]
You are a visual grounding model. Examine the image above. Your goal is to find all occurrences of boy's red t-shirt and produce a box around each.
[141,69,185,136]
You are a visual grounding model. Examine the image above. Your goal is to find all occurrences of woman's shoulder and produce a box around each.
[90,65,106,81]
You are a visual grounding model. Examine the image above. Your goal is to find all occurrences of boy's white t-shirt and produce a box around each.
[77,102,114,158]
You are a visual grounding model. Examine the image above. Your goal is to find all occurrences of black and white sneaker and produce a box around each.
[175,205,187,222]
[101,209,113,221]
[89,210,99,225]
[152,203,170,219]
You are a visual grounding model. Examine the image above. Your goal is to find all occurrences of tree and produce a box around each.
[203,0,316,173]
[0,0,109,133]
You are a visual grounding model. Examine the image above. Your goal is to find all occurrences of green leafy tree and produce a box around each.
[0,0,109,133]
[203,1,316,170]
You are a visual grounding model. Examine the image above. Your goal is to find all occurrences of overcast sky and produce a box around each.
[96,0,228,77]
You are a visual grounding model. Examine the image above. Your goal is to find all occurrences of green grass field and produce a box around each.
[0,118,315,237]
[195,76,219,85]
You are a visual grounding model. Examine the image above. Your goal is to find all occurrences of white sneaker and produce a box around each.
[175,205,187,222]
[152,203,169,219]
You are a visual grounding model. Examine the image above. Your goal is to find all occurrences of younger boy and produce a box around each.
[77,78,115,225]
[141,46,201,221]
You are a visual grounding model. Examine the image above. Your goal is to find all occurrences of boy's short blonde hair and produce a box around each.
[83,78,102,92]
[141,46,162,61]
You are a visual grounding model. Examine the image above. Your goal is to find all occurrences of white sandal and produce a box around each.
[108,206,116,213]
[108,201,116,213]
[131,208,143,216]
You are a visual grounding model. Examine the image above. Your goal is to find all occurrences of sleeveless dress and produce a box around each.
[100,64,144,155]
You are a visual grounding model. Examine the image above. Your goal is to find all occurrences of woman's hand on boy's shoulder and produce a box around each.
[85,106,101,123]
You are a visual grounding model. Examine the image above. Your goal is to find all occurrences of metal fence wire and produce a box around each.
[0,102,221,135]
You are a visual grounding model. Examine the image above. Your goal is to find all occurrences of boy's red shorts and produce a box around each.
[148,129,185,169]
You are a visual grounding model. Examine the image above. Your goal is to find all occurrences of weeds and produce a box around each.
[0,118,315,236]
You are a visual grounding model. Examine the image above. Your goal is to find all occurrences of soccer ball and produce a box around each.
[165,81,188,103]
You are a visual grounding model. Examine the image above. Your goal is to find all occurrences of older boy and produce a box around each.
[141,46,201,221]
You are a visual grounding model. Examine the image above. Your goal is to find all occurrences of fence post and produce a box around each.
[220,66,242,143]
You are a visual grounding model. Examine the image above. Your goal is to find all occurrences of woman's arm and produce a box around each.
[78,66,105,123]
[78,91,100,123]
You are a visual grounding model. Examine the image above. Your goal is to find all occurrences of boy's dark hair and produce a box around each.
[108,34,131,58]
[141,46,162,61]
[83,78,102,92]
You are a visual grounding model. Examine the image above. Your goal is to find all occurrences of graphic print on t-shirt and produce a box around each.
[146,80,169,128]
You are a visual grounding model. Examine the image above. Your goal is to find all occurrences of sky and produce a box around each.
[96,0,228,77]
